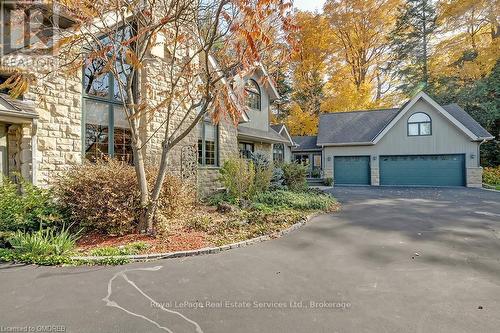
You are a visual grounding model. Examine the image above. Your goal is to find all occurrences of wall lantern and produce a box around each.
[327,156,332,162]
[470,154,475,159]
[372,156,378,161]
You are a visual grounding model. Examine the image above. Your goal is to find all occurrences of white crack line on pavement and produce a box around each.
[102,265,204,333]
[474,211,500,217]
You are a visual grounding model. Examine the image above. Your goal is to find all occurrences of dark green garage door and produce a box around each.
[380,154,465,186]
[334,156,370,185]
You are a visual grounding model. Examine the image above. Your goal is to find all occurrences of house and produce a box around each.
[0,6,293,194]
[292,92,494,187]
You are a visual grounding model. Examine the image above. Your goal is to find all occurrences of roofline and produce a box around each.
[291,149,322,152]
[275,124,295,146]
[237,133,289,144]
[320,108,399,116]
[0,109,38,120]
[372,92,479,143]
[318,142,375,147]
[256,63,280,101]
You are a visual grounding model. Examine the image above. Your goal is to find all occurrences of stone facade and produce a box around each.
[197,119,238,197]
[466,167,483,188]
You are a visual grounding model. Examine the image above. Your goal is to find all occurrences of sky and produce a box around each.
[293,0,326,12]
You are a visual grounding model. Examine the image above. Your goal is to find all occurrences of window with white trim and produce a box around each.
[245,79,261,110]
[198,120,218,166]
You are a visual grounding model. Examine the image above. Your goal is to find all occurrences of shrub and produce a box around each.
[282,163,308,192]
[0,177,64,233]
[56,160,194,236]
[253,190,336,211]
[251,152,273,193]
[219,157,256,201]
[270,167,286,190]
[8,226,80,257]
[324,177,333,186]
[483,166,500,185]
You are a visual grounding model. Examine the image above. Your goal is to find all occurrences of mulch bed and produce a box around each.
[76,229,211,254]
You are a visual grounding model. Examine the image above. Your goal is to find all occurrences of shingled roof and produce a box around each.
[317,108,400,145]
[291,136,320,151]
[442,104,493,139]
[317,96,493,145]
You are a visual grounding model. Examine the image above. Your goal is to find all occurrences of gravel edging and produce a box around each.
[71,213,318,263]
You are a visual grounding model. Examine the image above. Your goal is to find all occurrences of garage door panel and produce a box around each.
[334,156,370,185]
[380,154,465,186]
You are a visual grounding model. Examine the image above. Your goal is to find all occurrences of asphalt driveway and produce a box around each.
[1,187,500,333]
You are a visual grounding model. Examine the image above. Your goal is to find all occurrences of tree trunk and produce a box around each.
[132,138,150,232]
[144,145,170,234]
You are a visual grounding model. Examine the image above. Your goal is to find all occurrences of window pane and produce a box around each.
[83,60,110,98]
[113,105,129,128]
[313,154,321,167]
[408,112,430,123]
[84,99,109,161]
[408,123,419,136]
[113,61,132,101]
[245,80,261,110]
[420,122,431,135]
[113,105,133,163]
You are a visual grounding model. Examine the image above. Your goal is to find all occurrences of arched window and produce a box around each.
[407,112,431,136]
[245,79,261,110]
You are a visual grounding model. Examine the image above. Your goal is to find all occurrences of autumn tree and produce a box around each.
[388,0,438,94]
[290,11,332,116]
[5,0,296,232]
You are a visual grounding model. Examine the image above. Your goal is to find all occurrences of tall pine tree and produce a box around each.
[388,0,437,94]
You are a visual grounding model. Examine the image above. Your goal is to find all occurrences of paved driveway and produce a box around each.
[1,187,500,333]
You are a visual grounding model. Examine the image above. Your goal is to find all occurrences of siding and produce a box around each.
[323,99,480,179]
[237,74,270,132]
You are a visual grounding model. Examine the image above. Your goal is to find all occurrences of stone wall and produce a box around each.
[197,119,238,197]
[466,167,483,188]
[2,55,83,186]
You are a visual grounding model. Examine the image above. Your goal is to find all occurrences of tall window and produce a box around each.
[407,112,431,136]
[245,79,261,110]
[273,143,284,163]
[198,121,218,166]
[83,26,134,163]
[239,142,254,159]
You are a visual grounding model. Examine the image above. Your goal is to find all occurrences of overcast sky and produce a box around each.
[294,0,326,12]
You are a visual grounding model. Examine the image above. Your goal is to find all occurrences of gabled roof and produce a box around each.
[317,92,494,146]
[442,104,493,139]
[0,94,38,120]
[372,92,493,143]
[317,108,400,145]
[291,136,320,151]
[270,123,295,146]
[238,126,290,144]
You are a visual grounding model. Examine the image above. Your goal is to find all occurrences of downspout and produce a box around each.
[478,138,486,167]
[31,119,38,185]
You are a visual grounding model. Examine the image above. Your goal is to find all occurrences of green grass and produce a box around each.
[88,241,149,257]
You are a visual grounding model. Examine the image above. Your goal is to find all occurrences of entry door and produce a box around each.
[334,156,371,185]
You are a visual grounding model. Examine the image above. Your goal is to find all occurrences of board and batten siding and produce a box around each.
[323,99,482,187]
[237,74,271,133]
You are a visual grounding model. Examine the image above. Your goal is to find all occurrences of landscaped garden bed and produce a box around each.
[0,156,339,266]
[483,166,500,190]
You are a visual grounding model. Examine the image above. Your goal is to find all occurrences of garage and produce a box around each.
[380,154,465,186]
[334,156,371,185]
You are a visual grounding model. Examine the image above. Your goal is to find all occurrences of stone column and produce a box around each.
[466,167,483,188]
[370,155,379,186]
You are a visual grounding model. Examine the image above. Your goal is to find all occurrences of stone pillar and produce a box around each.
[6,123,33,182]
[466,167,483,188]
[370,155,379,186]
